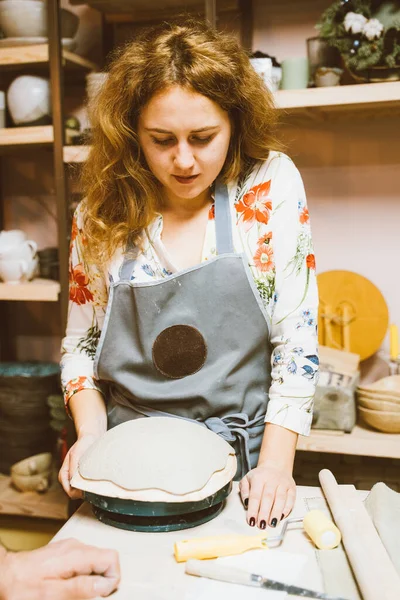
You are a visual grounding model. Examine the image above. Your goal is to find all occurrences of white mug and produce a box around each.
[0,258,29,284]
[250,58,273,90]
[0,229,27,254]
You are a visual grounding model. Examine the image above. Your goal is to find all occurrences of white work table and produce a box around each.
[53,484,361,599]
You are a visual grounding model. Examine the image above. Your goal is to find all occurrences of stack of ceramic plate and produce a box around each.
[357,375,400,433]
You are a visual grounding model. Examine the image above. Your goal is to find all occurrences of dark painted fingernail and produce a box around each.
[250,517,255,527]
[244,498,249,509]
[281,514,285,520]
[271,518,278,527]
[260,520,266,530]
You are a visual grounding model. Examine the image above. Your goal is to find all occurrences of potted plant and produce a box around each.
[316,0,400,82]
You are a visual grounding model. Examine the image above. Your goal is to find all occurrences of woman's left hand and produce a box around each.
[239,461,296,529]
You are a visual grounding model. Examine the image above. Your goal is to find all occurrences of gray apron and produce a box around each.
[94,181,272,480]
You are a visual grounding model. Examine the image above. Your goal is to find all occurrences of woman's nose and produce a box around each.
[173,143,195,171]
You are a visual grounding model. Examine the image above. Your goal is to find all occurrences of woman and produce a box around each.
[60,20,318,531]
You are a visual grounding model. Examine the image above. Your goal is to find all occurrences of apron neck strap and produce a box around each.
[214,179,234,255]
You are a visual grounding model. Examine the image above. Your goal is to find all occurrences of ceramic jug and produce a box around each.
[0,258,31,283]
[0,231,39,282]
[0,229,27,253]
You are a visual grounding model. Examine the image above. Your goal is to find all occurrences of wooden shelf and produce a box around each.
[275,81,400,113]
[297,424,400,459]
[0,125,53,148]
[0,44,97,71]
[63,145,90,163]
[0,475,68,520]
[0,278,60,301]
[62,83,400,164]
[70,0,238,21]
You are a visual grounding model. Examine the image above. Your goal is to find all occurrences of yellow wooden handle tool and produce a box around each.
[174,510,341,562]
[174,533,267,562]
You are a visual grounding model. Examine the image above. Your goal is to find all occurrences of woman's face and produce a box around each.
[138,85,231,205]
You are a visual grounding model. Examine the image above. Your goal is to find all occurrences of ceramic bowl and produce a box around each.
[357,390,400,404]
[7,75,50,125]
[11,452,52,476]
[11,470,51,493]
[357,396,400,412]
[0,2,79,39]
[358,406,400,433]
[358,375,400,396]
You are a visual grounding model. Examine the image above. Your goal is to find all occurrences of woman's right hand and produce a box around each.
[59,434,100,499]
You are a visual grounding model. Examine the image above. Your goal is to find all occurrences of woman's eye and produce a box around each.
[151,135,213,147]
[191,136,213,145]
[152,138,174,146]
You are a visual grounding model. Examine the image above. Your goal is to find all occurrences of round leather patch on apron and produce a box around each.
[152,325,207,379]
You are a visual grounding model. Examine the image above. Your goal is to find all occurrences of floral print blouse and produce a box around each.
[61,151,319,436]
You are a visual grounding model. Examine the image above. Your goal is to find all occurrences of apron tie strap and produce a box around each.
[204,413,265,477]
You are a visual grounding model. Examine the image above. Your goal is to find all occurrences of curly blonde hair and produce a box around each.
[82,19,282,265]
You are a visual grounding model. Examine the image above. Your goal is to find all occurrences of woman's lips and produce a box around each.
[173,174,199,184]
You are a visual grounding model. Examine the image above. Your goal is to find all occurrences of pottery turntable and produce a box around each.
[71,417,237,532]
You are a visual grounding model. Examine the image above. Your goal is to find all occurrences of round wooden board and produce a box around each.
[317,270,389,361]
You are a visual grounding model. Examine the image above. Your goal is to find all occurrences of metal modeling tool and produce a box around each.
[186,559,349,599]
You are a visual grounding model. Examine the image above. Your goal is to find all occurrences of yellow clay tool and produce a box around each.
[174,509,341,562]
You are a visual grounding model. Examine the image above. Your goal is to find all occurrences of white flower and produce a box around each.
[344,12,368,34]
[363,18,384,41]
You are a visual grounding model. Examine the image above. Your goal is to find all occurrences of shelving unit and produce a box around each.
[0,4,98,331]
[0,4,70,523]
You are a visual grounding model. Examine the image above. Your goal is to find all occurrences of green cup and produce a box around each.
[281,57,309,90]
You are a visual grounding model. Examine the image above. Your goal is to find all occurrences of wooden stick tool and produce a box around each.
[319,469,400,600]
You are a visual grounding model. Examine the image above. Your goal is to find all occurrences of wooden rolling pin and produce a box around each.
[319,469,400,600]
[174,510,341,562]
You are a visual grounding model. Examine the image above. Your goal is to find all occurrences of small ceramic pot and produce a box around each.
[11,470,51,493]
[7,75,51,126]
[315,67,343,87]
[11,452,53,492]
[11,452,52,476]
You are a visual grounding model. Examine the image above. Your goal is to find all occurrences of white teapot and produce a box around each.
[0,229,27,253]
[0,230,39,283]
